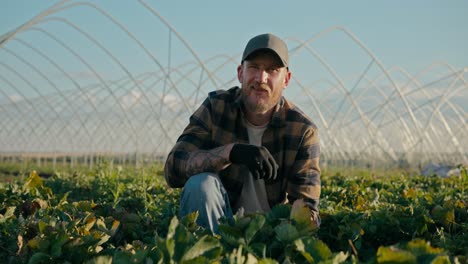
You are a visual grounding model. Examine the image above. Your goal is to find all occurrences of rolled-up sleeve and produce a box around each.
[164,98,213,188]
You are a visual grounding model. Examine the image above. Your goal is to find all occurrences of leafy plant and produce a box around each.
[0,162,466,263]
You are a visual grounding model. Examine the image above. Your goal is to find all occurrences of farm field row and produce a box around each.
[0,162,466,263]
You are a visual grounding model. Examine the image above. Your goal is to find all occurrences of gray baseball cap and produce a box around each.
[241,33,289,67]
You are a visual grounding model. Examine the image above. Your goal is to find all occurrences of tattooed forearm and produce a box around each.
[186,144,234,176]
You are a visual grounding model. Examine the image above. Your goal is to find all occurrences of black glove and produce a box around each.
[229,144,278,180]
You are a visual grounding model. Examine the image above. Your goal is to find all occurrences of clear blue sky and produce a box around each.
[1,0,467,75]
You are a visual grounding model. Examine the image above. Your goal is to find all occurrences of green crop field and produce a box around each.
[0,162,466,263]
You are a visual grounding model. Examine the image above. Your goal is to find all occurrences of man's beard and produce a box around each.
[241,84,272,114]
[244,97,269,113]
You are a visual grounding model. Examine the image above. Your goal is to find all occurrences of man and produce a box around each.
[164,33,321,232]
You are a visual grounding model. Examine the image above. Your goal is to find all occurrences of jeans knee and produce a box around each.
[184,172,222,198]
[179,172,232,233]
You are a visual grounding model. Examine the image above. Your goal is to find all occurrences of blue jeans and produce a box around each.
[179,172,234,233]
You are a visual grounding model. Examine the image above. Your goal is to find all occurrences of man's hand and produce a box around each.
[229,144,278,180]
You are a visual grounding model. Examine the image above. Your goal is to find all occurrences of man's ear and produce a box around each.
[237,64,243,83]
[284,70,291,88]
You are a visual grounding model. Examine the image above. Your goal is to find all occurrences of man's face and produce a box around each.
[237,51,291,115]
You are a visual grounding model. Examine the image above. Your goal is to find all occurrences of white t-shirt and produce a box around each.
[235,119,271,214]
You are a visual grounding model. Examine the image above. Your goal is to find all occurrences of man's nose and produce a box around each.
[256,69,268,83]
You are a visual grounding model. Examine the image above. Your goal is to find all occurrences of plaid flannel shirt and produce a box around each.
[164,86,321,219]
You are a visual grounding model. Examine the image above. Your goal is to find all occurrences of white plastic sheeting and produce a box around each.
[0,1,466,167]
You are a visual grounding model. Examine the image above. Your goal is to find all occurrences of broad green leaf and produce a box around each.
[303,238,332,262]
[166,238,176,259]
[236,216,252,230]
[274,223,299,243]
[377,246,416,263]
[23,170,43,195]
[50,235,68,257]
[246,244,265,260]
[290,199,310,223]
[75,200,95,211]
[112,251,133,264]
[21,171,54,197]
[245,214,265,244]
[267,204,290,221]
[290,199,317,231]
[28,252,51,264]
[218,224,243,237]
[165,217,178,258]
[180,211,199,227]
[430,255,451,264]
[167,216,179,239]
[27,237,41,249]
[218,231,242,247]
[218,224,246,246]
[38,220,47,234]
[406,239,443,255]
[131,249,150,263]
[173,225,195,261]
[394,240,450,264]
[294,239,305,252]
[181,235,222,262]
[294,239,314,263]
[123,212,140,223]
